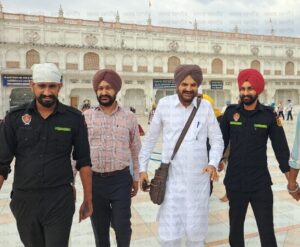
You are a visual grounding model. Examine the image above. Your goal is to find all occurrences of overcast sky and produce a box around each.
[2,0,300,37]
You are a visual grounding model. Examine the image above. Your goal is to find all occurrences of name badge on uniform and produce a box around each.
[21,114,32,125]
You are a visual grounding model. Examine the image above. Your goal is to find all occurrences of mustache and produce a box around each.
[40,95,56,100]
[240,94,258,105]
[240,95,254,100]
[99,95,113,99]
[97,94,116,107]
[182,91,195,95]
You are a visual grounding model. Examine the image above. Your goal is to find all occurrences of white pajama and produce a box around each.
[139,95,224,244]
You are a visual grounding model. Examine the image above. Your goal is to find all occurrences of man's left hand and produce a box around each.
[79,200,93,222]
[203,165,218,181]
[131,181,139,197]
[218,161,226,172]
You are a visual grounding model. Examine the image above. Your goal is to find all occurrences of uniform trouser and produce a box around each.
[91,168,132,247]
[10,185,75,247]
[278,111,284,120]
[226,186,277,247]
[160,239,204,247]
[287,111,293,120]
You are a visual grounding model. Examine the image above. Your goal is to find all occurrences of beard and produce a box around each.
[37,95,58,108]
[97,95,116,107]
[177,90,197,105]
[240,94,258,106]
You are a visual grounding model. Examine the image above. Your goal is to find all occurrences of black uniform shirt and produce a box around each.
[0,100,91,190]
[220,102,290,192]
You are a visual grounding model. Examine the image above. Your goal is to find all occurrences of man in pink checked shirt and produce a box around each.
[84,69,141,247]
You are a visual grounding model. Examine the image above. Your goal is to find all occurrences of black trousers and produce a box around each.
[91,168,133,247]
[278,111,284,120]
[226,186,277,247]
[287,111,293,120]
[10,185,75,247]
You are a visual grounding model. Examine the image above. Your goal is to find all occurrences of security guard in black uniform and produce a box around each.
[220,69,290,247]
[0,63,93,247]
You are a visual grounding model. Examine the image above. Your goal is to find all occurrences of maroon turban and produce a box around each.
[237,69,265,94]
[174,64,203,86]
[92,69,122,93]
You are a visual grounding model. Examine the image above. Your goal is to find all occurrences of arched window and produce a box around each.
[46,52,59,68]
[285,62,294,75]
[168,56,180,73]
[137,56,148,72]
[226,60,234,75]
[250,60,261,72]
[264,61,271,75]
[154,57,163,73]
[6,50,20,68]
[122,55,133,72]
[26,49,40,68]
[66,52,79,70]
[105,55,116,70]
[84,52,99,70]
[211,58,223,74]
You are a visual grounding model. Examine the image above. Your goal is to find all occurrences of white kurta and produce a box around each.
[139,94,224,243]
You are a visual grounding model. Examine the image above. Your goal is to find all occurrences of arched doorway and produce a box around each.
[123,89,146,114]
[274,89,299,105]
[70,88,98,110]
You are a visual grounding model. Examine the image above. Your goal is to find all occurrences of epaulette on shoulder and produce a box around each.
[226,104,238,109]
[262,105,275,113]
[66,106,83,116]
[8,103,28,114]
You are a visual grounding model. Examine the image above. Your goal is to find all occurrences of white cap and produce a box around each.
[197,85,203,94]
[31,63,62,83]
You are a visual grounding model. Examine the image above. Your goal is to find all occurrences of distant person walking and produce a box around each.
[277,101,284,119]
[286,99,293,120]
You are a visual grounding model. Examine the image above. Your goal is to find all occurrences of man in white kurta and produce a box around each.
[139,64,224,247]
[288,113,300,199]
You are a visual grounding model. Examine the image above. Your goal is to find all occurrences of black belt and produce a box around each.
[93,166,129,177]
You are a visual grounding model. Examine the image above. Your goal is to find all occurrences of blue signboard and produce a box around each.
[210,80,223,90]
[2,75,32,86]
[153,79,175,89]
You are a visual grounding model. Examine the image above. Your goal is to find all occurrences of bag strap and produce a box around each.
[170,97,201,161]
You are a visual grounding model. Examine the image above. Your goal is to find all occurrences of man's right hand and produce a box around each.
[79,199,93,222]
[139,172,149,191]
[288,182,300,201]
[0,175,4,190]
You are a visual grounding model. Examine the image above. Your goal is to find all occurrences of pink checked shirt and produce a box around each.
[83,105,141,181]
